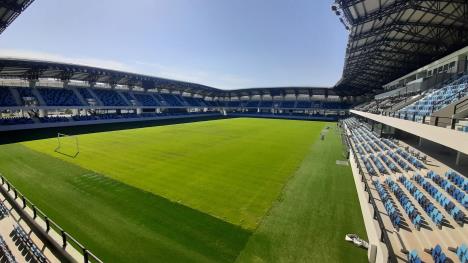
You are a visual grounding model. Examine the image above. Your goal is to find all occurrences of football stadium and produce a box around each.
[0,1,467,263]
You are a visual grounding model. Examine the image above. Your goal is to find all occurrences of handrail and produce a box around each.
[454,96,468,115]
[0,175,103,263]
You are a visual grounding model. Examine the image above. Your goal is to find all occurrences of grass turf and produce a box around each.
[236,126,368,262]
[0,143,250,263]
[22,118,322,229]
[0,118,367,262]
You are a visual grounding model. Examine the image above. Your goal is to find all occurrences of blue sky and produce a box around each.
[0,0,348,89]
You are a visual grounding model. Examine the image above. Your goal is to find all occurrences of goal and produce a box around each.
[54,133,80,158]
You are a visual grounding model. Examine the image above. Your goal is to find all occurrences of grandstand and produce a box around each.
[0,58,351,131]
[332,0,468,262]
[0,0,467,263]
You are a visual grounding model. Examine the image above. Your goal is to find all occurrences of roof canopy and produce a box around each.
[0,0,34,35]
[0,57,333,97]
[333,0,468,95]
[0,58,222,96]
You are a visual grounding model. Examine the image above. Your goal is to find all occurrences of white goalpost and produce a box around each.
[55,133,80,158]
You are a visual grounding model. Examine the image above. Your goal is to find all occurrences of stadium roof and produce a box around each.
[333,0,468,96]
[0,57,223,96]
[0,57,333,97]
[0,0,35,35]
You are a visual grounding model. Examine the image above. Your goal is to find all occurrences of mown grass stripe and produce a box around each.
[0,119,366,263]
[236,126,367,263]
[0,143,250,263]
[22,118,322,230]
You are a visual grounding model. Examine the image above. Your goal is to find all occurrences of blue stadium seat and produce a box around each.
[93,89,128,106]
[39,116,69,123]
[0,117,34,125]
[121,91,134,102]
[388,151,412,171]
[78,88,94,99]
[226,101,241,107]
[245,101,260,108]
[445,170,468,193]
[431,244,449,263]
[408,250,422,263]
[378,153,399,172]
[370,154,387,174]
[386,178,423,229]
[133,93,160,106]
[295,101,311,108]
[259,101,273,108]
[183,97,203,107]
[13,224,47,262]
[38,88,82,106]
[73,115,98,121]
[414,173,466,223]
[157,93,184,107]
[398,75,468,122]
[0,88,17,106]
[204,100,220,107]
[456,244,468,263]
[399,176,444,227]
[0,235,16,262]
[373,180,402,229]
[396,148,425,169]
[280,101,295,108]
[17,87,40,105]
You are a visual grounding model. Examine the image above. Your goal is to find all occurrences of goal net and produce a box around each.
[55,133,80,158]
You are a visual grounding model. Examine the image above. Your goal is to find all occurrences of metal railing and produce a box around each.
[0,175,103,263]
[382,110,468,132]
[454,96,468,116]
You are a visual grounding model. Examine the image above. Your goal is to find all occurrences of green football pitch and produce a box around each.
[0,118,367,262]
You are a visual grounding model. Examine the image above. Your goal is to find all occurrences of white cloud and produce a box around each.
[0,49,253,89]
[0,48,135,72]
